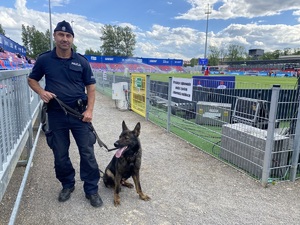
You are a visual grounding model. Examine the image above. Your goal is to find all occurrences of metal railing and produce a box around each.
[0,69,43,224]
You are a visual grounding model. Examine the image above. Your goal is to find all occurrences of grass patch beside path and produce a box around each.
[128,72,298,89]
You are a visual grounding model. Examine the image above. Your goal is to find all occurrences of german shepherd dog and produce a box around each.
[103,121,150,206]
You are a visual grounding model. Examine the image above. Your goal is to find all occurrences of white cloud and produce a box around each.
[176,0,300,20]
[1,0,300,60]
[50,0,70,7]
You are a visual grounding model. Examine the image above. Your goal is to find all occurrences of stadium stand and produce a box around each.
[85,55,185,74]
[0,60,6,70]
[89,62,186,74]
[0,50,34,70]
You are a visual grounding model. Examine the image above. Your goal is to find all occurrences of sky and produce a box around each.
[0,0,300,60]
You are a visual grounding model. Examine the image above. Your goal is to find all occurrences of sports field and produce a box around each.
[144,73,298,89]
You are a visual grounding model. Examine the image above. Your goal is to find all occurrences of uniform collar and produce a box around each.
[51,47,76,59]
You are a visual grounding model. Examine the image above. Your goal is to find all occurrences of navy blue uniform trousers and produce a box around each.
[46,110,100,195]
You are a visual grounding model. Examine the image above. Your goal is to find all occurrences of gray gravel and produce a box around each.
[1,92,300,225]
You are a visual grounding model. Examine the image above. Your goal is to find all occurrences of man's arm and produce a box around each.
[27,77,56,103]
[82,84,96,122]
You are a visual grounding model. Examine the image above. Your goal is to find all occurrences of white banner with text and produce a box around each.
[171,77,193,101]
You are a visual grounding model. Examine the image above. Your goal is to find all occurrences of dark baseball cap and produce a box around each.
[54,20,74,37]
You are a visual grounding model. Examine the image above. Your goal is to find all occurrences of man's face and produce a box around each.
[54,31,73,50]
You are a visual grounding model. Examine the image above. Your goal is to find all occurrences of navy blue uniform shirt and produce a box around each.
[29,48,96,109]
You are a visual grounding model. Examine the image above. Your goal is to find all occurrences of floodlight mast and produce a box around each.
[204,3,212,60]
[49,0,53,50]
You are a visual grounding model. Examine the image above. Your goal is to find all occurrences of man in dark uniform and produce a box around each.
[28,20,102,207]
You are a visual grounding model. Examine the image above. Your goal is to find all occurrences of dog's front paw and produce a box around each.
[139,194,151,201]
[121,180,134,188]
[114,194,121,206]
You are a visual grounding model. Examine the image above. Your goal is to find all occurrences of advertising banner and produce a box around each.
[193,76,236,89]
[0,34,26,55]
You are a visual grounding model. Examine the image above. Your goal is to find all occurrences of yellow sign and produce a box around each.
[130,74,146,117]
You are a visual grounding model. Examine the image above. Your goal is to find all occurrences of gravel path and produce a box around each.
[1,92,300,225]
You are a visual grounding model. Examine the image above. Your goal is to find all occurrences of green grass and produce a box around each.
[149,107,222,156]
[128,72,298,89]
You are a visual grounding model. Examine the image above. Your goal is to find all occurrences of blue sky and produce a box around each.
[1,0,300,60]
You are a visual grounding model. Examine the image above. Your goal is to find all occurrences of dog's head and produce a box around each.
[114,121,141,158]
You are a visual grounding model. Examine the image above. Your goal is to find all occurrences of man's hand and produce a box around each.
[39,90,56,103]
[82,109,93,122]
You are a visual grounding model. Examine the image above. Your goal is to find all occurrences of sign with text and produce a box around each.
[171,77,193,101]
[84,55,183,66]
[198,58,208,65]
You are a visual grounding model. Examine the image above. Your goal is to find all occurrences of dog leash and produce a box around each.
[53,96,118,152]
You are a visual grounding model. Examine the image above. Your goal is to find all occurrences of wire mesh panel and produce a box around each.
[147,77,300,183]
[94,72,300,183]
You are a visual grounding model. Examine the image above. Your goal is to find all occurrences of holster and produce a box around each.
[41,102,49,133]
[76,98,87,114]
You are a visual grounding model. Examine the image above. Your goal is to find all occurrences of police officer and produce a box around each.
[28,20,102,207]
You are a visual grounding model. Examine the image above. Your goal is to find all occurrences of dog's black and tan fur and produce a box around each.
[103,121,150,206]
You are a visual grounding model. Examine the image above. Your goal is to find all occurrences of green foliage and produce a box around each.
[189,58,198,66]
[227,44,247,61]
[0,24,5,35]
[100,24,136,56]
[21,24,50,59]
[85,48,102,55]
[260,50,281,60]
[72,44,77,52]
[208,45,220,66]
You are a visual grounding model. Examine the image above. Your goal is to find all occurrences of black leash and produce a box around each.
[53,96,118,152]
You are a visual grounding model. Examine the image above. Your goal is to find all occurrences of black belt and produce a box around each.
[53,96,117,152]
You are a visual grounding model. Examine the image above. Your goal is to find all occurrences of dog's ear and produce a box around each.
[133,122,141,137]
[122,120,128,131]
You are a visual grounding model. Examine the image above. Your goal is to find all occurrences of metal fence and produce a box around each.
[0,70,299,223]
[95,71,300,186]
[0,69,43,203]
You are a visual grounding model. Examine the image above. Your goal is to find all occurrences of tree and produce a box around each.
[219,45,228,63]
[72,44,77,52]
[208,45,220,66]
[21,24,33,55]
[22,24,50,59]
[100,25,136,56]
[0,24,5,35]
[260,50,282,60]
[283,47,292,56]
[292,48,300,55]
[121,26,136,56]
[85,48,102,55]
[227,44,246,61]
[190,58,198,67]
